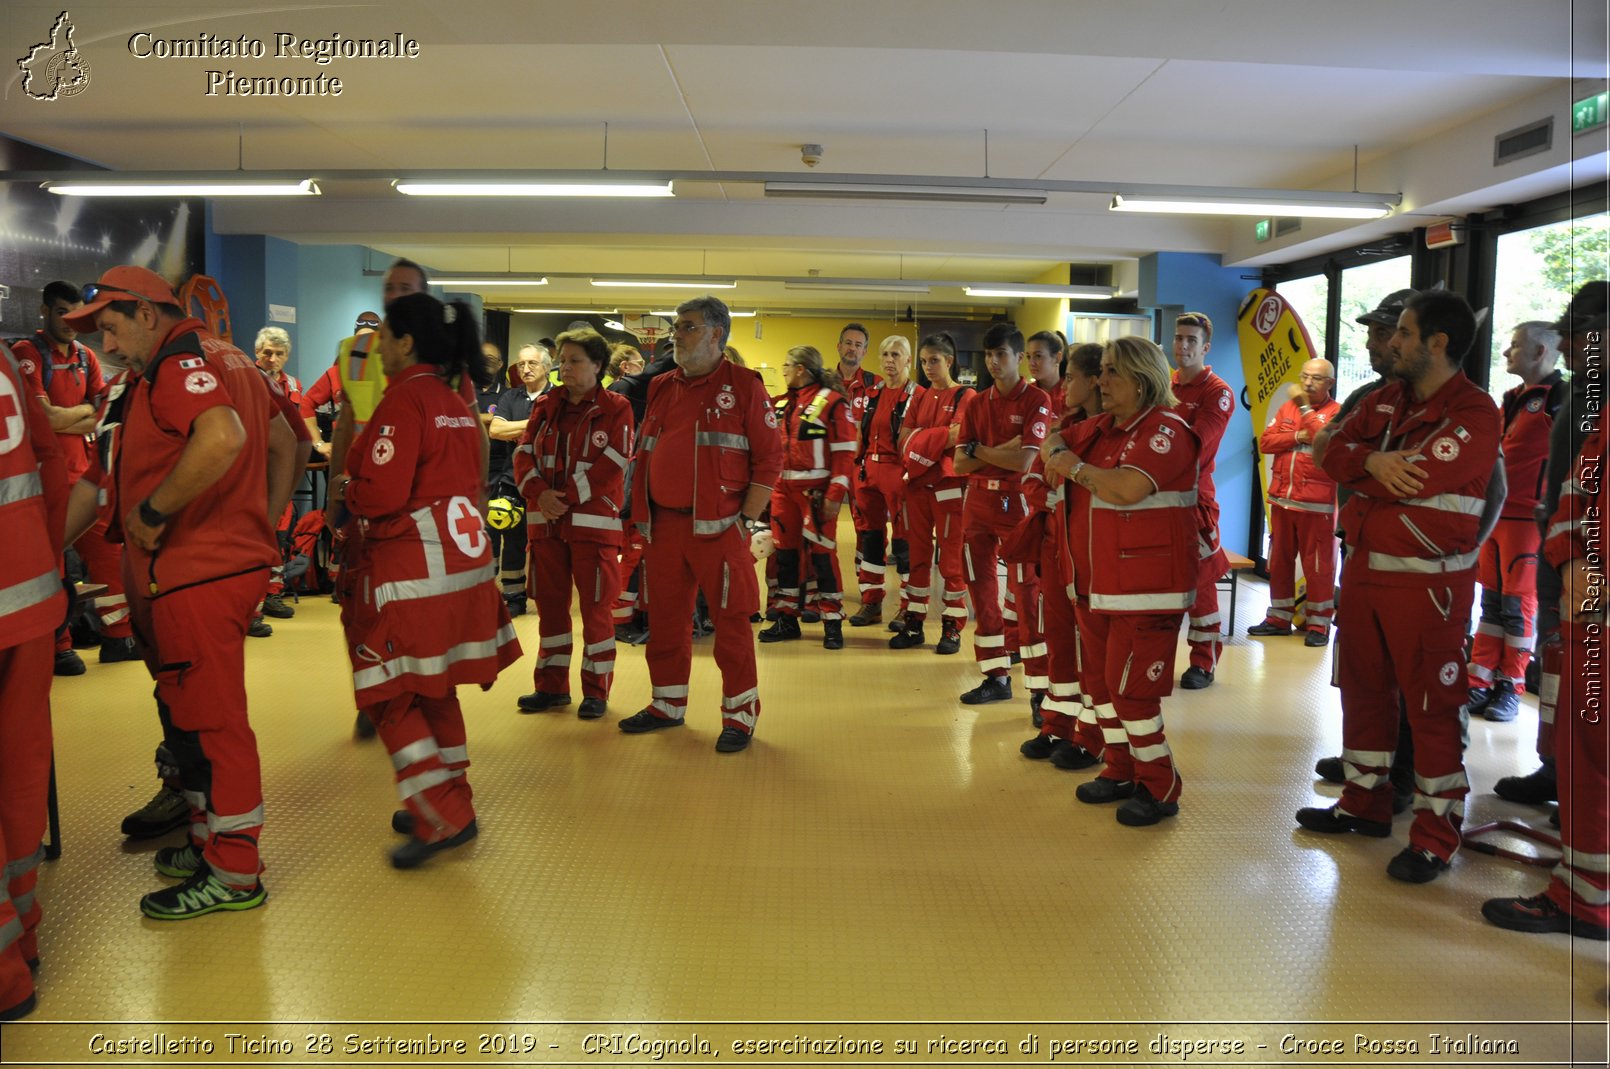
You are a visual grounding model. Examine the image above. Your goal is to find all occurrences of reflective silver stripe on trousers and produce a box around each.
[390,737,439,771]
[440,745,469,766]
[0,470,44,507]
[1089,591,1193,612]
[373,563,496,611]
[693,514,740,535]
[1366,549,1479,574]
[209,804,265,834]
[397,765,460,801]
[352,625,517,691]
[783,469,830,480]
[0,569,63,618]
[3,846,44,881]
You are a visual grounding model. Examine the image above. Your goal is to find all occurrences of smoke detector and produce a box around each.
[800,144,824,168]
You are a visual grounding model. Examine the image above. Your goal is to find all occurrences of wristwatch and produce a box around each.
[963,441,979,459]
[740,513,765,533]
[138,498,167,527]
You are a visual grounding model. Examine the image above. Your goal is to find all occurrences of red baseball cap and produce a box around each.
[64,266,181,330]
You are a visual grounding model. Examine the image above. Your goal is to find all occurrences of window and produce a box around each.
[1485,212,1607,403]
[1274,273,1328,369]
[1336,256,1411,401]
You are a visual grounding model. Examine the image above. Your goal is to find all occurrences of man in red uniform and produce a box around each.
[953,323,1053,706]
[14,280,135,673]
[625,295,784,752]
[64,266,293,918]
[1251,358,1340,646]
[1465,320,1564,723]
[0,340,68,1021]
[1169,312,1234,688]
[1298,290,1500,884]
[254,326,302,620]
[833,323,885,626]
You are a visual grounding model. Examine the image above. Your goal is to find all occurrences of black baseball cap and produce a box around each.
[1355,288,1418,327]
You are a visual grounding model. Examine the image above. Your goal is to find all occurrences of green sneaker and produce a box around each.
[153,843,203,879]
[140,869,266,920]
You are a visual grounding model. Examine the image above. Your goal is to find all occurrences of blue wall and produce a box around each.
[1139,252,1256,558]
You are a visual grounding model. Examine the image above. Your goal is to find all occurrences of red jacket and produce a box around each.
[901,384,972,495]
[261,368,304,412]
[112,319,279,596]
[1064,405,1201,612]
[1259,396,1341,511]
[1022,388,1070,514]
[633,360,785,540]
[1322,372,1501,587]
[1545,425,1604,571]
[1171,366,1234,503]
[343,363,521,704]
[14,331,105,484]
[513,384,635,545]
[775,384,856,502]
[1498,371,1564,520]
[0,342,68,647]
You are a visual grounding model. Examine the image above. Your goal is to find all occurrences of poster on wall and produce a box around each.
[0,135,204,342]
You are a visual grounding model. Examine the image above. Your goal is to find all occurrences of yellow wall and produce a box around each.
[1015,263,1070,341]
[734,316,916,395]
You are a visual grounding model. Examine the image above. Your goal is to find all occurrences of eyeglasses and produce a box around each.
[82,282,165,306]
[672,321,708,335]
[1298,373,1331,383]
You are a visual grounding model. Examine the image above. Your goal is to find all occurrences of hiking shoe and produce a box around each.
[261,594,295,619]
[1295,805,1390,838]
[801,610,821,624]
[960,677,1012,705]
[1496,764,1558,805]
[1482,893,1610,939]
[715,727,752,753]
[1392,787,1413,815]
[1483,678,1520,722]
[848,602,882,627]
[577,697,608,720]
[886,610,909,633]
[1179,666,1213,689]
[619,709,684,734]
[391,820,478,869]
[121,785,189,839]
[140,869,267,919]
[1304,629,1329,648]
[99,636,140,663]
[758,616,802,643]
[391,810,415,835]
[935,620,962,655]
[1050,741,1099,770]
[1020,734,1057,759]
[1314,756,1345,784]
[1116,784,1179,826]
[247,619,273,638]
[1247,620,1292,636]
[0,992,37,1023]
[354,710,376,739]
[53,649,85,677]
[153,842,205,878]
[888,626,925,650]
[1386,847,1449,883]
[1030,692,1044,728]
[516,691,572,713]
[1465,684,1493,715]
[1076,777,1135,804]
[822,620,844,650]
[504,597,527,618]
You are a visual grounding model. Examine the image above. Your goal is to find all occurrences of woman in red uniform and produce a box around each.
[342,294,522,867]
[1046,337,1200,826]
[855,335,923,631]
[1009,330,1068,718]
[893,333,972,652]
[758,345,856,649]
[1023,342,1104,768]
[514,328,634,717]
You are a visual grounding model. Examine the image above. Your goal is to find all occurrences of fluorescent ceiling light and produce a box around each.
[784,280,931,294]
[591,279,737,289]
[765,181,1047,205]
[431,277,548,287]
[1110,193,1392,219]
[646,310,756,318]
[964,284,1113,300]
[511,308,621,314]
[44,178,319,197]
[395,180,673,197]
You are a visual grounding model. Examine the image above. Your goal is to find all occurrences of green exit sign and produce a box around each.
[1254,218,1271,242]
[1574,91,1608,135]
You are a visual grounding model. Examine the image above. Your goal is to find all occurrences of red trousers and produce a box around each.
[0,635,52,1016]
[1265,504,1337,634]
[1546,619,1609,928]
[1469,517,1541,687]
[851,478,885,605]
[769,484,844,620]
[366,691,475,842]
[903,485,966,625]
[57,515,130,651]
[131,568,269,888]
[1186,504,1225,670]
[643,509,761,733]
[962,522,1033,679]
[1074,603,1183,803]
[1036,558,1090,746]
[1336,574,1473,861]
[530,538,618,699]
[612,530,647,623]
[1009,563,1046,694]
[854,461,909,610]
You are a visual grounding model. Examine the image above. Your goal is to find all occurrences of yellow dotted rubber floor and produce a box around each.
[5,572,1607,1067]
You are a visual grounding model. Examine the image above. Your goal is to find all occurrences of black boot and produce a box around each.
[758,615,802,643]
[822,620,844,650]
